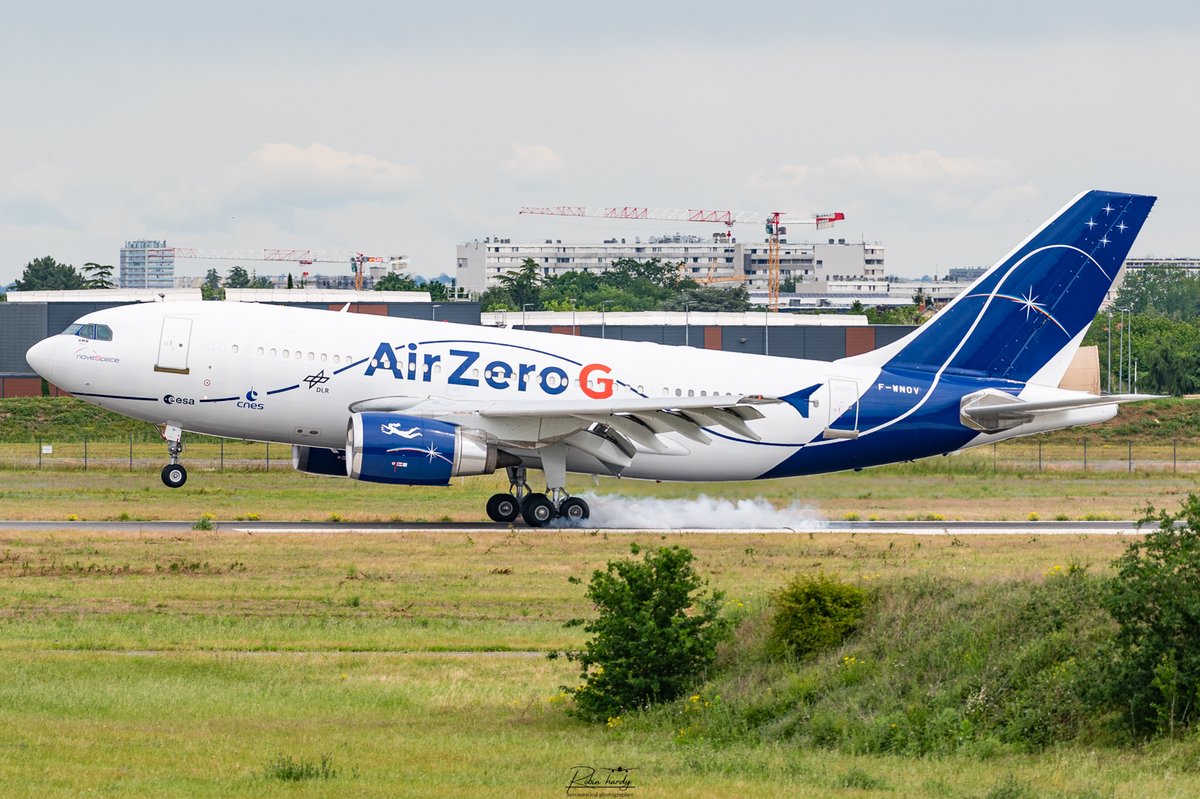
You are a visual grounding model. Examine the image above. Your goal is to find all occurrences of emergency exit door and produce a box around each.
[824,378,860,439]
[155,317,193,374]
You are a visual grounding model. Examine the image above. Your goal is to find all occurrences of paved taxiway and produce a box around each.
[0,520,1148,535]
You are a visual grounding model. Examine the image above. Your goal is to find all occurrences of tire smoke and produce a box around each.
[564,494,826,530]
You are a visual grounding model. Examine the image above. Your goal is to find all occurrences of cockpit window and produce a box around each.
[62,323,113,341]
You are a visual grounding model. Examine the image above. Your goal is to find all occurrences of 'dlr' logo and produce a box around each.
[237,388,264,410]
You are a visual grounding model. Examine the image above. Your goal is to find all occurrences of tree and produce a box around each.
[1106,495,1200,737]
[11,256,86,291]
[496,258,543,309]
[477,286,516,311]
[287,272,294,289]
[375,272,424,292]
[81,262,115,289]
[659,283,752,313]
[559,544,731,721]
[225,265,251,289]
[247,271,273,289]
[1114,266,1200,320]
[780,277,797,293]
[1142,346,1199,397]
[201,268,225,301]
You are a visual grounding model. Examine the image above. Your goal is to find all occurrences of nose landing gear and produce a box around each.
[160,424,187,488]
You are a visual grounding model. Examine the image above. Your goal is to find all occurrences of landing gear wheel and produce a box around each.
[558,497,590,522]
[161,463,187,489]
[521,493,556,528]
[486,493,520,523]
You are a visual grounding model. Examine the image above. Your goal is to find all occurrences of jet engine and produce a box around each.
[292,446,348,477]
[346,412,517,486]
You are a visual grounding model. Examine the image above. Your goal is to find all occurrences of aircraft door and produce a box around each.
[824,378,860,439]
[156,317,193,374]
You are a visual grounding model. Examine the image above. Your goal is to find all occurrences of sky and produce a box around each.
[1,0,1197,286]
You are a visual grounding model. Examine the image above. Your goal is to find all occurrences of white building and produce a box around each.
[456,234,884,294]
[119,240,175,289]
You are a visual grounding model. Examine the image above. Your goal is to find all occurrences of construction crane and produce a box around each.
[165,248,399,291]
[517,206,845,310]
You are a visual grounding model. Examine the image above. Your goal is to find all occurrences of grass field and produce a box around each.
[5,398,1200,796]
[0,462,1195,524]
[3,529,1200,797]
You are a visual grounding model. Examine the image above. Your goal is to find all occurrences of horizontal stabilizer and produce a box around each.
[960,389,1159,432]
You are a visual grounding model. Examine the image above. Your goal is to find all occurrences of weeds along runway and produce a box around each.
[0,519,1147,535]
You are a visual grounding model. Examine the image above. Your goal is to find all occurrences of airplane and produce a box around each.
[25,190,1156,527]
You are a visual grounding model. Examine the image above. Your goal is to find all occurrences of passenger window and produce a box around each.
[307,352,314,361]
[270,348,277,358]
[332,355,340,365]
[231,345,239,354]
[320,353,327,363]
[257,347,264,357]
[282,350,290,359]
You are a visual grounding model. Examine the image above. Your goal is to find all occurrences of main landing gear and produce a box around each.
[485,460,591,528]
[160,424,187,489]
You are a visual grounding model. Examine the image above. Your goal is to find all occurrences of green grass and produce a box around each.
[2,530,1200,796]
[0,464,1194,522]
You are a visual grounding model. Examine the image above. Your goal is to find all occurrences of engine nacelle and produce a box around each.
[292,446,348,477]
[346,412,512,486]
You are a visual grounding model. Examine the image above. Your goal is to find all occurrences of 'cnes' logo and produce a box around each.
[237,388,264,410]
[162,394,195,405]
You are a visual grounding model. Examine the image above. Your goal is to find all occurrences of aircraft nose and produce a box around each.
[25,337,57,383]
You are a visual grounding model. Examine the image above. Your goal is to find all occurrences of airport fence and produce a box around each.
[2,435,1200,475]
[0,437,292,473]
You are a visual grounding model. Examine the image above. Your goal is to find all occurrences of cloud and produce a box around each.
[0,159,76,226]
[226,142,421,209]
[744,149,1039,223]
[498,143,568,183]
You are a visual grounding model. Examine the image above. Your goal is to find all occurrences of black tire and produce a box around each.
[558,497,590,522]
[161,463,187,489]
[486,493,520,523]
[521,493,556,527]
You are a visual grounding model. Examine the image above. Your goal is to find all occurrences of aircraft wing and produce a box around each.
[348,394,780,469]
[960,389,1159,432]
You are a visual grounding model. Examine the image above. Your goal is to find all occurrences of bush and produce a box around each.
[768,572,868,660]
[1106,493,1200,737]
[561,544,731,721]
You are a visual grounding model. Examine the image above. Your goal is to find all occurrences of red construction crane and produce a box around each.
[517,206,845,310]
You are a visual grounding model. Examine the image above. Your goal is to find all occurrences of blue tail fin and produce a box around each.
[858,190,1156,384]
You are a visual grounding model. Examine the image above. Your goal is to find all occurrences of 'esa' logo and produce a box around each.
[163,394,195,405]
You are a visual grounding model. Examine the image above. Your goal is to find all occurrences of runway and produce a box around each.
[0,519,1151,535]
